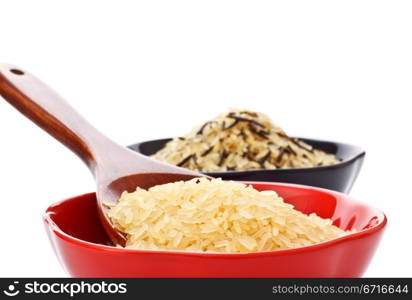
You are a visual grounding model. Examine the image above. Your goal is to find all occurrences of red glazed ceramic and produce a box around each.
[44,182,386,277]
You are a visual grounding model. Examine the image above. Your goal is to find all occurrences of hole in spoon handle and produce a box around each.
[10,69,25,75]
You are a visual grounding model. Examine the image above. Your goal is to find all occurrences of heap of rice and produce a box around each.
[151,109,339,172]
[108,178,350,252]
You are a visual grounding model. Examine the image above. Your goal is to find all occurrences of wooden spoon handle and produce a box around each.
[0,64,118,174]
[0,64,203,182]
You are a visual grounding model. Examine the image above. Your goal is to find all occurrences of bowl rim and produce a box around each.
[128,137,366,175]
[44,181,386,258]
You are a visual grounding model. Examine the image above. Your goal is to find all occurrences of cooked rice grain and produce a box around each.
[108,178,351,252]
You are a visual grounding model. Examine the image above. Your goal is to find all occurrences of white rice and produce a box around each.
[151,109,339,172]
[108,178,350,252]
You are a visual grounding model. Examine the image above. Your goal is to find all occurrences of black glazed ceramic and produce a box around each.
[128,138,365,193]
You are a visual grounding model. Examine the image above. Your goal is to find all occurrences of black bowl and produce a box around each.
[128,138,365,193]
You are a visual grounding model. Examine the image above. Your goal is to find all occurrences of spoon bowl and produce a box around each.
[0,64,204,246]
[99,172,200,244]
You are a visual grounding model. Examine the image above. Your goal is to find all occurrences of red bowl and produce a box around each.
[44,182,386,277]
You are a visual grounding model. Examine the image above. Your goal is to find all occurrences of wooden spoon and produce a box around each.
[0,64,205,246]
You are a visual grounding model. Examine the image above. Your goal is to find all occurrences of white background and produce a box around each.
[0,0,411,277]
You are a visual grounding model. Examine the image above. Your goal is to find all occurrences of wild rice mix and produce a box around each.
[108,178,351,252]
[151,109,339,172]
